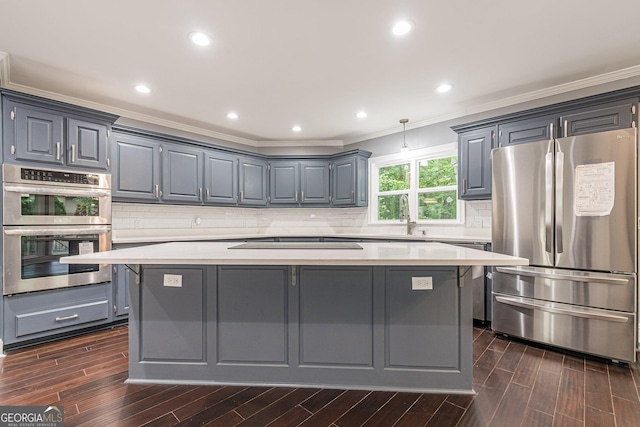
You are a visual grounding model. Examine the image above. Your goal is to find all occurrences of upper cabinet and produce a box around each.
[453,92,639,200]
[2,90,117,171]
[162,143,204,204]
[458,126,496,200]
[498,115,558,147]
[332,152,369,207]
[239,156,268,206]
[268,160,331,206]
[112,132,162,202]
[559,98,635,137]
[204,150,238,205]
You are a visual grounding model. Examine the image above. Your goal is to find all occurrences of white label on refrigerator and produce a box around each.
[574,162,615,216]
[78,242,94,255]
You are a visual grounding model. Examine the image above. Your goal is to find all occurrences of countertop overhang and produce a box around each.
[62,241,527,267]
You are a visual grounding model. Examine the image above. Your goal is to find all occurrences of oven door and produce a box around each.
[3,225,112,295]
[3,183,111,225]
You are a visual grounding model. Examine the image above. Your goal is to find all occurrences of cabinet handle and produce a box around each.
[351,190,355,202]
[56,142,61,160]
[549,122,554,140]
[206,188,210,199]
[55,314,79,322]
[199,188,203,201]
[462,178,467,195]
[240,191,244,202]
[295,191,298,202]
[71,144,76,163]
[301,191,305,202]
[563,119,568,138]
[155,184,160,199]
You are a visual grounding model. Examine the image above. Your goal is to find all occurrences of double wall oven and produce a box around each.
[2,164,112,295]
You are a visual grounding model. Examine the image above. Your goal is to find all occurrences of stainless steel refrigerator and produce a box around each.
[491,127,637,362]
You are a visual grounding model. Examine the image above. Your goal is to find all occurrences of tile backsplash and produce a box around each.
[113,200,491,236]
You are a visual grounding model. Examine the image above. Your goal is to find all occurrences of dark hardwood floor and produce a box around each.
[1,325,639,426]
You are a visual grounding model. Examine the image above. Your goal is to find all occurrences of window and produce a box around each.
[369,143,463,224]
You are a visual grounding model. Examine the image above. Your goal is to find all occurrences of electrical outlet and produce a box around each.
[412,276,433,290]
[163,274,182,288]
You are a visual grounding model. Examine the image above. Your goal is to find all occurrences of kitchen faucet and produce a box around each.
[399,194,417,235]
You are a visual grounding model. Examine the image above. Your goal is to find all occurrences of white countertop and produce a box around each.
[111,229,492,245]
[62,241,525,266]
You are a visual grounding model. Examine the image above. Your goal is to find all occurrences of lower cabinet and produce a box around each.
[114,265,131,318]
[3,283,113,346]
[129,264,471,391]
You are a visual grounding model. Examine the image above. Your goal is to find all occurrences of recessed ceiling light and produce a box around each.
[392,20,413,36]
[189,31,212,47]
[227,112,239,120]
[291,125,302,132]
[135,84,151,94]
[436,83,453,93]
[355,111,367,119]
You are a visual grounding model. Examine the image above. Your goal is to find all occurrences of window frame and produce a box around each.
[369,143,464,225]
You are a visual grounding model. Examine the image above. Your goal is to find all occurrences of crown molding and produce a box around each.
[344,64,640,145]
[256,139,343,148]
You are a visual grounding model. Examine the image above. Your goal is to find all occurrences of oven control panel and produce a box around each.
[20,168,100,185]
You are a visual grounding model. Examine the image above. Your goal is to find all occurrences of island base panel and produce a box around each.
[128,265,473,393]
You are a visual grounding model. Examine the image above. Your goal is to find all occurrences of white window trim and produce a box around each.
[368,142,465,225]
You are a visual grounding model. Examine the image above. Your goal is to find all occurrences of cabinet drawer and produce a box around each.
[15,300,109,337]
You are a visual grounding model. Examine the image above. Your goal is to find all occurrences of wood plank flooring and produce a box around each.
[1,325,639,426]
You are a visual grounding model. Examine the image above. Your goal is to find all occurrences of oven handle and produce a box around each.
[495,295,630,323]
[4,184,111,198]
[4,227,111,236]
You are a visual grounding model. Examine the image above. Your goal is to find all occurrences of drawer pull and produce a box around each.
[55,314,79,322]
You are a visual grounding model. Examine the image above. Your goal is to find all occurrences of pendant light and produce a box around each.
[400,119,409,153]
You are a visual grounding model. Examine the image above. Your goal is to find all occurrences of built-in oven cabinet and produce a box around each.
[2,282,113,346]
[1,91,117,171]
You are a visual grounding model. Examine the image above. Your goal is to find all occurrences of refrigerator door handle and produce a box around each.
[495,266,631,285]
[555,149,564,254]
[545,151,554,253]
[495,295,630,323]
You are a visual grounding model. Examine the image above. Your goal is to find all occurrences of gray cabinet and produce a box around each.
[332,153,368,207]
[239,156,268,206]
[112,132,162,202]
[498,115,557,147]
[114,265,130,318]
[458,126,495,200]
[204,151,238,204]
[269,160,331,205]
[2,96,113,170]
[300,161,330,205]
[269,161,300,204]
[560,98,636,137]
[162,143,204,203]
[3,283,112,346]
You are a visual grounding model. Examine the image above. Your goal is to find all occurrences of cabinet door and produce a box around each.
[498,115,557,147]
[204,151,238,204]
[560,98,636,137]
[67,118,109,170]
[112,133,161,201]
[269,161,299,204]
[458,126,495,200]
[9,102,64,165]
[239,157,268,206]
[114,265,130,317]
[301,161,330,205]
[162,144,204,203]
[332,157,356,206]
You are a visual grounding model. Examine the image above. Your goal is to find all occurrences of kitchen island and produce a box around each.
[62,241,526,393]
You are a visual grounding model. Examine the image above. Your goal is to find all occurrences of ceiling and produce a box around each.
[1,0,640,147]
